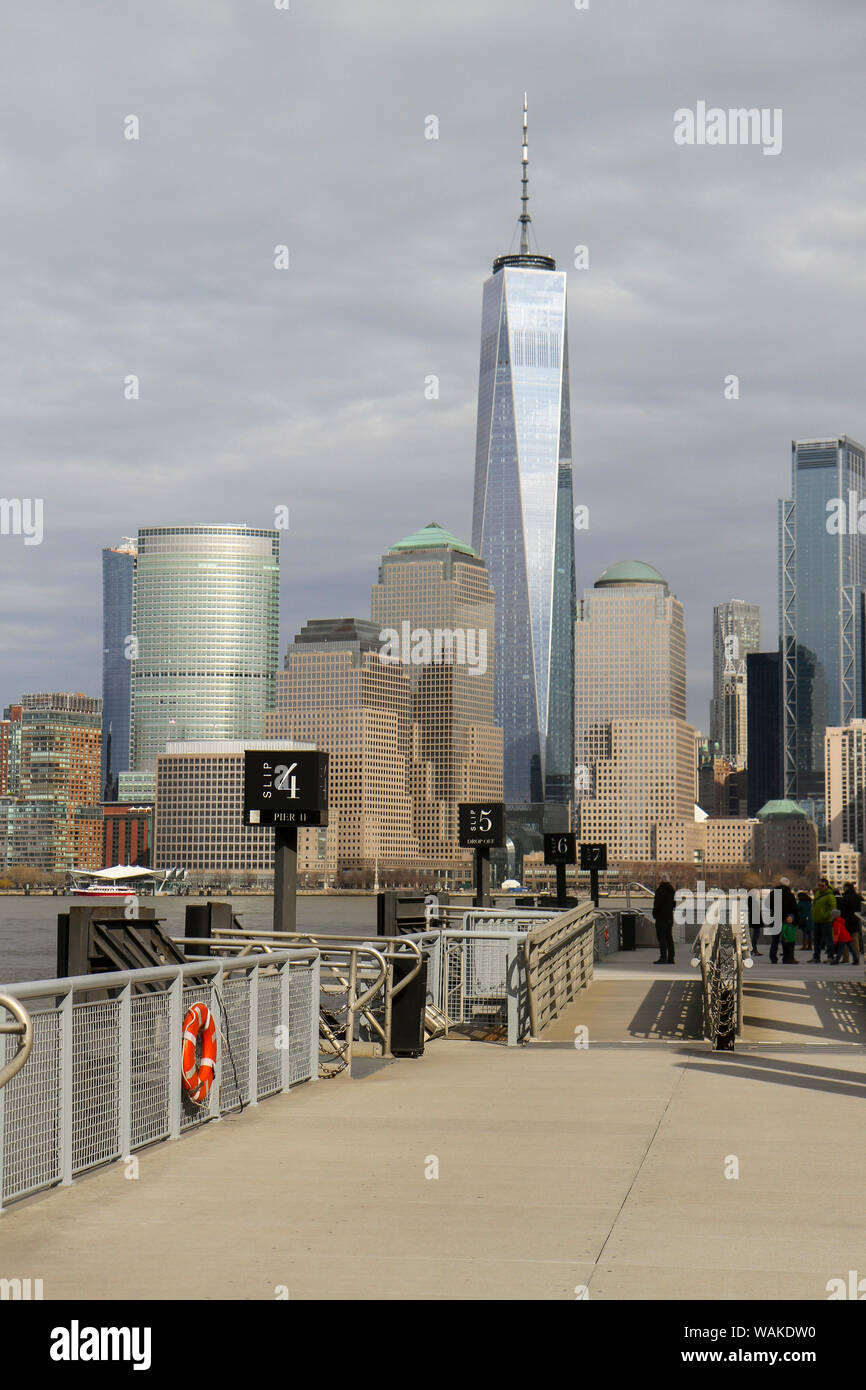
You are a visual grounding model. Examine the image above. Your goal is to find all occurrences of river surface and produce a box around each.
[0,895,379,983]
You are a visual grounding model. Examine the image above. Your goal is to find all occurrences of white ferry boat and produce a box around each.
[71,880,138,899]
[68,864,164,898]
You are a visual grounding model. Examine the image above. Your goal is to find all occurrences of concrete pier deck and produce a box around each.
[544,949,866,1044]
[2,946,864,1301]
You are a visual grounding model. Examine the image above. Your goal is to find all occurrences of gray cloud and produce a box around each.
[1,0,865,729]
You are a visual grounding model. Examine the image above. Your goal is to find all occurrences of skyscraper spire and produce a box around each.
[493,95,554,273]
[519,93,530,254]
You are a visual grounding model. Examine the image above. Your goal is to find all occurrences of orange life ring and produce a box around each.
[182,1003,217,1104]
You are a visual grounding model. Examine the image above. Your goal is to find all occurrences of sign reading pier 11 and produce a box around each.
[243,751,329,933]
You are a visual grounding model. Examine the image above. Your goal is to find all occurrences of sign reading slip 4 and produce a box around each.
[243,751,329,827]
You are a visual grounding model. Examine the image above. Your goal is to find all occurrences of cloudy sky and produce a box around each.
[2,0,865,728]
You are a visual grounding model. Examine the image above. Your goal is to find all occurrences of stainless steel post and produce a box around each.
[274,826,298,935]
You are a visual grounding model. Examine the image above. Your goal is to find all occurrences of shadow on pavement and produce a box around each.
[678,1049,866,1100]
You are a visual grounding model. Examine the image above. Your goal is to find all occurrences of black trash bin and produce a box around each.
[390,954,428,1057]
[620,912,637,951]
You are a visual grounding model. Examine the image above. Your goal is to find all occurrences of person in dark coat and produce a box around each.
[770,878,799,964]
[747,888,764,956]
[652,879,676,964]
[839,882,862,965]
[796,891,813,953]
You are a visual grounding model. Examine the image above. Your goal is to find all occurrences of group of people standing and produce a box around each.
[649,877,864,965]
[767,878,863,965]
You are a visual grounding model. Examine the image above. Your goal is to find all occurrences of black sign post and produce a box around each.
[458,803,505,907]
[244,751,329,934]
[544,832,577,908]
[579,842,608,908]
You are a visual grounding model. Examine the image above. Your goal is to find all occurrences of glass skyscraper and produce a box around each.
[710,600,760,769]
[471,99,575,807]
[130,525,280,772]
[746,652,782,817]
[101,538,136,801]
[779,436,866,811]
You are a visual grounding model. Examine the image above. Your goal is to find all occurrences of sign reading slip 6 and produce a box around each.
[544,832,576,865]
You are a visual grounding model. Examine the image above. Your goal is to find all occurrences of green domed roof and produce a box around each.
[755,799,808,820]
[595,560,667,588]
[391,522,477,557]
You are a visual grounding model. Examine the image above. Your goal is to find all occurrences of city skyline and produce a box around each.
[2,1,864,730]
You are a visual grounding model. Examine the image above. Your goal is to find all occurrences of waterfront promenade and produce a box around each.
[2,947,864,1301]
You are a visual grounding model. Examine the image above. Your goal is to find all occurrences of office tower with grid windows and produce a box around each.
[573,561,694,862]
[710,600,760,768]
[0,704,22,797]
[780,436,866,814]
[370,523,503,879]
[574,561,686,795]
[154,739,314,878]
[5,692,103,870]
[579,719,698,864]
[130,526,280,773]
[101,537,136,801]
[471,99,575,809]
[265,618,420,886]
[825,720,866,854]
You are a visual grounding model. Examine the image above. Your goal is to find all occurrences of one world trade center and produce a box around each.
[471,98,576,810]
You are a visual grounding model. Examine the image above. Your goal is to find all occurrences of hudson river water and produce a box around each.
[0,895,379,984]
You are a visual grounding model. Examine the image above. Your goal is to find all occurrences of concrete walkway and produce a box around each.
[543,947,866,1044]
[2,1016,865,1300]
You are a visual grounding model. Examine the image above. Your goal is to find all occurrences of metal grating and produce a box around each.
[71,1001,121,1174]
[130,992,172,1149]
[288,966,313,1084]
[2,1009,62,1202]
[444,939,507,1027]
[256,972,282,1098]
[181,984,215,1130]
[0,956,318,1208]
[219,973,250,1111]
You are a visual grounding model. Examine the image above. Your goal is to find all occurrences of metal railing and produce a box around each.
[0,994,32,1091]
[524,903,596,1038]
[426,928,527,1045]
[691,906,752,1050]
[436,906,559,932]
[179,928,426,1072]
[593,909,619,958]
[0,949,319,1210]
[407,904,603,1045]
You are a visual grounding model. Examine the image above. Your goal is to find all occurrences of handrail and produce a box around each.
[0,950,320,1001]
[0,993,33,1090]
[181,935,390,1070]
[206,928,424,1000]
[690,903,751,1049]
[524,904,596,1038]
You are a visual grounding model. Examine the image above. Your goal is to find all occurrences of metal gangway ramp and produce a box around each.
[691,898,752,1051]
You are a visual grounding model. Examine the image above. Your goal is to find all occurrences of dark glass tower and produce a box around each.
[779,436,866,820]
[101,539,136,801]
[746,651,782,816]
[471,98,575,808]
